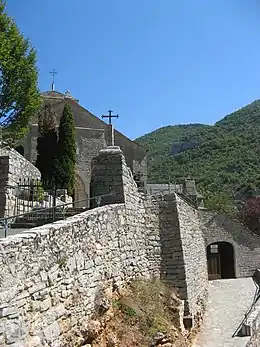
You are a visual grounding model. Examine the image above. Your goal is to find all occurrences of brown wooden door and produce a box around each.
[207,252,221,280]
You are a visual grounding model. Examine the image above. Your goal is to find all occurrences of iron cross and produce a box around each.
[102,110,119,124]
[50,69,58,91]
[50,69,58,83]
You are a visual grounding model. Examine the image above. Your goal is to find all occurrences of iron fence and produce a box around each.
[0,193,113,238]
[14,178,56,215]
[147,188,198,208]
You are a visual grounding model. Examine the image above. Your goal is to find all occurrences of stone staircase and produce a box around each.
[11,206,88,229]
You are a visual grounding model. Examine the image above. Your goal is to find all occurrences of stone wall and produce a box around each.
[21,120,147,203]
[0,203,156,347]
[20,96,148,197]
[246,308,260,347]
[20,126,106,206]
[114,130,147,188]
[75,127,106,204]
[0,147,41,217]
[0,147,208,346]
[200,211,260,277]
[176,197,208,320]
[91,147,208,319]
[90,146,125,206]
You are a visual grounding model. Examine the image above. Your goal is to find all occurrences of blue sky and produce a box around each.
[6,0,260,139]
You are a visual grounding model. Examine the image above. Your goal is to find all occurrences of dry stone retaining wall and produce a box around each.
[0,146,209,346]
[176,197,208,319]
[0,203,156,347]
[246,310,260,347]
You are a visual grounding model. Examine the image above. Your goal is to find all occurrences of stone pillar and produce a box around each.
[106,124,115,146]
[158,193,208,327]
[90,146,125,207]
[182,178,198,206]
[0,156,8,217]
[183,178,197,196]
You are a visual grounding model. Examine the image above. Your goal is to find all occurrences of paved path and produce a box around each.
[194,278,256,347]
[0,227,29,238]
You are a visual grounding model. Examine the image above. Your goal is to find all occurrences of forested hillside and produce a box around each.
[136,100,260,202]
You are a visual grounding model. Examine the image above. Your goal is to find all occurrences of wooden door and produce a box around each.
[207,244,221,280]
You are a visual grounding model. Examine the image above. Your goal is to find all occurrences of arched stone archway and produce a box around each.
[73,172,87,207]
[206,242,235,280]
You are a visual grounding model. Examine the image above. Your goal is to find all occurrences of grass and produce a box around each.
[98,279,189,347]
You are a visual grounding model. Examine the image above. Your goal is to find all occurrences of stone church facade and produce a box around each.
[18,90,147,203]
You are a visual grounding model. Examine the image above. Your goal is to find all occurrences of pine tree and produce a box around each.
[55,103,76,195]
[35,103,58,189]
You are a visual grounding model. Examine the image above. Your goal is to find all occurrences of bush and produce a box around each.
[238,196,260,235]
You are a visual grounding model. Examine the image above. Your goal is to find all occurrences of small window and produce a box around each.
[210,244,218,254]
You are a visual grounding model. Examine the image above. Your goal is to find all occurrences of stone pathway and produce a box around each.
[0,227,29,238]
[194,278,256,347]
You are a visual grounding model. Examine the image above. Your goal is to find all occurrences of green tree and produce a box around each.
[136,99,260,203]
[35,103,58,189]
[55,103,76,195]
[0,1,41,144]
[203,190,235,215]
[238,197,260,235]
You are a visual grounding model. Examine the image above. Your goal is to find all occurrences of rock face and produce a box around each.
[0,146,208,346]
[170,141,199,155]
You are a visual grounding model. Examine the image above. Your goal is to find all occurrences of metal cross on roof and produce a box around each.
[50,69,58,91]
[102,109,119,125]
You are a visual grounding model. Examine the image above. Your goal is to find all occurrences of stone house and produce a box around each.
[200,211,260,280]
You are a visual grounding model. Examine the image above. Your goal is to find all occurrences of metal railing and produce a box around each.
[148,188,198,208]
[232,269,260,337]
[0,193,113,238]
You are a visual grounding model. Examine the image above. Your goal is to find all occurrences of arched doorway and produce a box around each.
[73,173,87,207]
[206,242,235,280]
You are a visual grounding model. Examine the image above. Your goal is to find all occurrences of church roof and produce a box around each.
[40,90,147,155]
[41,90,79,102]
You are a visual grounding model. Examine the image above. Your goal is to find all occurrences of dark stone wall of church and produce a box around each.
[45,100,106,130]
[113,130,147,188]
[20,96,148,200]
[20,126,106,203]
[75,128,106,202]
[19,125,38,163]
[46,99,148,181]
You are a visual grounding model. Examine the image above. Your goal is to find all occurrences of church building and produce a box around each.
[18,90,147,203]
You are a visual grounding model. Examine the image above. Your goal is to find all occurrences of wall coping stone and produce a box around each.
[99,146,122,154]
[0,204,124,245]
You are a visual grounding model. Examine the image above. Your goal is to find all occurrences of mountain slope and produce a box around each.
[136,100,260,200]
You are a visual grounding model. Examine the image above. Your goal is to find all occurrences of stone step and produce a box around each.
[11,222,38,229]
[12,208,88,228]
[16,208,87,219]
[11,218,64,228]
